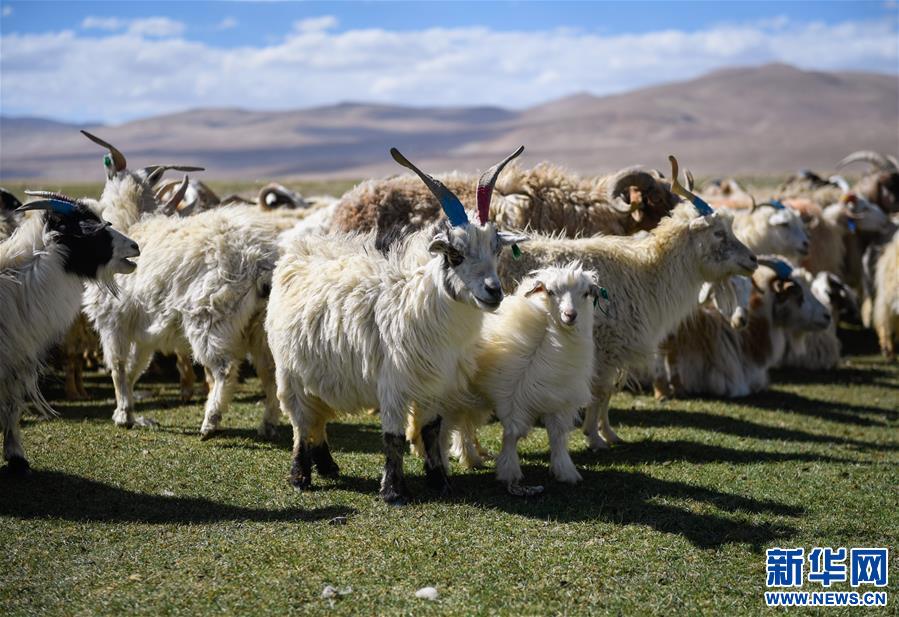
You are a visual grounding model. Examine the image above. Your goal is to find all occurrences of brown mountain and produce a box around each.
[2,63,896,181]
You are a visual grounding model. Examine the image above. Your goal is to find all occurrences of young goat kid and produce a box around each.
[266,147,527,505]
[1,194,139,474]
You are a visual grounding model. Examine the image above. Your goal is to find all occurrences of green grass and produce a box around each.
[2,343,898,616]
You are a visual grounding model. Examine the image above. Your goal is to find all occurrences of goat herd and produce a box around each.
[1,131,897,505]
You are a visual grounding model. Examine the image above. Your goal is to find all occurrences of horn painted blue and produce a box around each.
[688,194,714,217]
[759,257,793,280]
[390,147,468,227]
[16,199,78,215]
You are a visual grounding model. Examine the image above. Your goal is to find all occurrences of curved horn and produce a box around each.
[476,146,524,225]
[756,256,793,280]
[19,190,81,215]
[390,147,468,227]
[837,150,897,172]
[668,155,713,216]
[828,175,850,193]
[153,178,183,204]
[160,175,190,216]
[142,164,206,187]
[684,169,695,191]
[80,130,127,173]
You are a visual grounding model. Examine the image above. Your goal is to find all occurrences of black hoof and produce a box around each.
[290,474,313,492]
[3,456,31,477]
[380,487,411,506]
[311,444,340,477]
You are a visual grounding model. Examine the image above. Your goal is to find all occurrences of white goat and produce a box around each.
[498,156,759,450]
[780,271,859,370]
[1,194,139,474]
[266,147,527,505]
[873,229,899,359]
[79,132,285,438]
[725,200,810,263]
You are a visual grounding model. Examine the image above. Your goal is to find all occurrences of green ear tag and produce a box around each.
[596,287,610,317]
[103,154,112,168]
[512,244,522,260]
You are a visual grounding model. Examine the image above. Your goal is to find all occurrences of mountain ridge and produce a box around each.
[2,63,896,180]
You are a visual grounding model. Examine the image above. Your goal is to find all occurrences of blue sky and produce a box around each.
[1,1,896,123]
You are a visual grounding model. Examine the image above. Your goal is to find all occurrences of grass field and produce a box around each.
[1,334,897,616]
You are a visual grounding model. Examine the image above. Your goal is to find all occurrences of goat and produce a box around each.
[79,132,284,438]
[331,162,678,248]
[873,229,899,359]
[266,147,527,505]
[725,200,809,263]
[780,271,860,370]
[838,150,899,214]
[1,193,139,474]
[661,258,830,397]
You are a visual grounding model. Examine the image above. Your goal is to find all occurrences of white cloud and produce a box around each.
[2,17,896,123]
[294,15,338,33]
[81,15,184,37]
[2,6,12,17]
[82,16,125,31]
[126,17,185,38]
[216,17,238,30]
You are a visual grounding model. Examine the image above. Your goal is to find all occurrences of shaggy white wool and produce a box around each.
[408,264,597,490]
[667,262,830,397]
[873,230,899,357]
[84,175,286,436]
[726,206,809,264]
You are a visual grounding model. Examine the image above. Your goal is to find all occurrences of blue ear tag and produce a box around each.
[512,244,522,260]
[103,154,112,168]
[769,199,786,210]
[847,219,857,234]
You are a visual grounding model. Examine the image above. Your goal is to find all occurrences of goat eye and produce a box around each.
[546,289,555,297]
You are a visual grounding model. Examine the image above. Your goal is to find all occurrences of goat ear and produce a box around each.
[498,230,529,245]
[428,232,451,255]
[689,216,711,231]
[523,280,545,297]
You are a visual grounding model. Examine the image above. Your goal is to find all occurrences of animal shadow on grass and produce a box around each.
[743,389,896,425]
[769,365,894,387]
[449,467,801,551]
[195,421,386,455]
[619,409,896,451]
[548,438,860,466]
[0,470,355,525]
